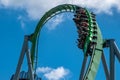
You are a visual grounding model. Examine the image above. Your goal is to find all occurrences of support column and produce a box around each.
[109,40,115,80]
[113,41,120,62]
[101,52,110,80]
[13,35,34,80]
[26,41,34,80]
[79,56,88,80]
[13,36,28,80]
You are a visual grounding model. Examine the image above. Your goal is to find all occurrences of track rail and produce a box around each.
[29,4,103,80]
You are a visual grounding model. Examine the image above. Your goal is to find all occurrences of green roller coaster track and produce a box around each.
[28,4,103,80]
[12,3,120,80]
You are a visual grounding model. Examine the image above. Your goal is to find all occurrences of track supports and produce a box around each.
[12,35,34,80]
[79,56,88,80]
[101,52,110,80]
[103,39,120,80]
[79,39,120,80]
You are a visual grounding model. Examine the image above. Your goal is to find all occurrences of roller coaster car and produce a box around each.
[86,41,96,56]
[78,36,86,42]
[78,39,85,49]
[81,19,89,22]
[81,21,89,26]
[73,18,81,23]
[78,43,83,49]
[80,12,86,15]
[76,9,86,14]
[73,16,88,25]
[80,22,89,27]
[81,26,89,32]
[76,26,82,31]
[76,24,82,30]
[74,16,88,21]
[74,13,86,18]
[74,14,80,18]
[80,37,86,44]
[76,23,80,27]
[79,15,88,18]
[77,29,82,34]
[77,30,88,37]
[76,23,88,29]
[73,17,80,20]
[74,12,87,17]
[73,17,86,22]
[80,18,89,22]
[74,15,81,19]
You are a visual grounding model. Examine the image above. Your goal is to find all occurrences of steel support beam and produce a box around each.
[101,52,110,80]
[13,35,34,80]
[79,56,88,80]
[26,39,34,80]
[103,39,120,80]
[13,36,28,80]
[109,40,115,80]
[113,41,120,62]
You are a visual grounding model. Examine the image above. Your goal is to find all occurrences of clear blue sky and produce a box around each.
[0,4,120,80]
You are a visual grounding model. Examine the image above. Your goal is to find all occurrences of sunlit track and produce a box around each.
[29,4,103,80]
[11,4,120,80]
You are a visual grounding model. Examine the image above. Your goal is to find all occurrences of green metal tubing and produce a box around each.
[29,4,103,80]
[29,4,78,67]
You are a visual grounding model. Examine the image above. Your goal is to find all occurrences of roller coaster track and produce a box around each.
[28,4,103,80]
[12,4,120,80]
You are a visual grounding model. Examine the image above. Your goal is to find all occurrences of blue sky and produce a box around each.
[0,0,120,80]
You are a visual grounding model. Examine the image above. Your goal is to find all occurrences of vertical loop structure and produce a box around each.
[29,4,103,80]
